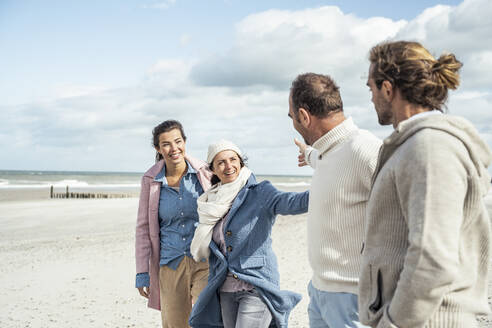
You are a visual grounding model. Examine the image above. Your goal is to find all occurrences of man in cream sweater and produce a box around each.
[359,41,492,328]
[288,73,381,327]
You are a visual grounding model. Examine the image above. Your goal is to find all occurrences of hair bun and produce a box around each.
[433,53,463,90]
[431,61,442,73]
[437,53,462,70]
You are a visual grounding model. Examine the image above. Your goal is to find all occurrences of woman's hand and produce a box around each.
[294,138,308,167]
[137,286,150,299]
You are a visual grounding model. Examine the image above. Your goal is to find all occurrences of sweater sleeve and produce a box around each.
[384,130,468,328]
[135,176,152,275]
[260,181,309,217]
[135,272,150,288]
[304,146,317,169]
[357,136,381,193]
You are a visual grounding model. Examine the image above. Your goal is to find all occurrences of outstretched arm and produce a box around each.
[294,138,317,169]
[260,181,309,217]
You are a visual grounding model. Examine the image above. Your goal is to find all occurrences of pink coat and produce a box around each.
[135,155,212,310]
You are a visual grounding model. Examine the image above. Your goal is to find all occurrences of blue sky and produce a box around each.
[1,0,462,106]
[1,0,490,174]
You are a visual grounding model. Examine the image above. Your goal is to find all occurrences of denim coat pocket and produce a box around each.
[240,256,265,269]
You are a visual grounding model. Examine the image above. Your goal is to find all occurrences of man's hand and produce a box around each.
[137,286,149,299]
[294,138,308,167]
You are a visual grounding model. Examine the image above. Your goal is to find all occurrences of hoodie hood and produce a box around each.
[381,114,492,195]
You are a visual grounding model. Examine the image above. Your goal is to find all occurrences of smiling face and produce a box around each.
[367,63,393,126]
[211,150,242,184]
[155,128,186,167]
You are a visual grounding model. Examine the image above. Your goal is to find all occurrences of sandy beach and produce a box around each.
[1,189,492,327]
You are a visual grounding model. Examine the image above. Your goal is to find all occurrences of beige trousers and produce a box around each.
[159,256,209,328]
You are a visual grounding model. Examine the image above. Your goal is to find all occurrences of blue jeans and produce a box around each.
[308,281,368,328]
[219,289,272,328]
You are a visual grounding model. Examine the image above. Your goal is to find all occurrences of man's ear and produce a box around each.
[381,80,394,101]
[298,107,311,128]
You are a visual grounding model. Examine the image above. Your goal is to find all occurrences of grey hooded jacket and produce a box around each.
[359,114,492,328]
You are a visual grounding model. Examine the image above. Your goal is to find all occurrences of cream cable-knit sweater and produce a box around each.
[304,117,381,294]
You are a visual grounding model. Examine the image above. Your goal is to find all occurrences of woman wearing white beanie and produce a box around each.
[189,140,309,328]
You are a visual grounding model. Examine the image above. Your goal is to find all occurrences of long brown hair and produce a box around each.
[369,41,462,111]
[152,120,187,163]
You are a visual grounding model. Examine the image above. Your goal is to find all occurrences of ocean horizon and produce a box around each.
[0,169,312,190]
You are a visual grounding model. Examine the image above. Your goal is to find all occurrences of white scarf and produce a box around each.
[190,166,252,262]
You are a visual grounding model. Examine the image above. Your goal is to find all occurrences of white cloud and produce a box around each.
[453,91,490,100]
[391,0,492,121]
[460,51,492,90]
[395,1,492,71]
[53,84,110,99]
[188,0,492,157]
[394,5,452,41]
[2,0,492,174]
[180,33,191,46]
[190,6,405,91]
[142,0,176,10]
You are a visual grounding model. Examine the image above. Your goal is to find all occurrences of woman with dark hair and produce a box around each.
[135,120,212,328]
[189,140,309,328]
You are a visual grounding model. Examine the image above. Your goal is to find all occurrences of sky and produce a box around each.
[1,0,491,175]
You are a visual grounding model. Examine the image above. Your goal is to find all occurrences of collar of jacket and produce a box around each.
[143,154,208,179]
[373,114,492,191]
[222,173,258,231]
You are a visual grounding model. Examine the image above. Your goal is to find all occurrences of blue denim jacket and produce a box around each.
[136,161,203,288]
[189,174,309,328]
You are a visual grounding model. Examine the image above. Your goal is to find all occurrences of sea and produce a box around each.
[0,170,311,201]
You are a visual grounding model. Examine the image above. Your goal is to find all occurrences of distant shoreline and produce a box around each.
[0,168,312,178]
[0,178,309,202]
[0,170,311,199]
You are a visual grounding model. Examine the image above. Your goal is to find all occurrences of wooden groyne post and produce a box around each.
[50,185,133,199]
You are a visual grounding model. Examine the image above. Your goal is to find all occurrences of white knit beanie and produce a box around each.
[206,139,242,165]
